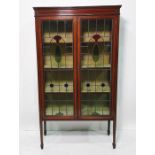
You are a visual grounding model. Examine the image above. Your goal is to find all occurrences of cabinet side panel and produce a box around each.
[35,18,45,120]
[111,15,120,121]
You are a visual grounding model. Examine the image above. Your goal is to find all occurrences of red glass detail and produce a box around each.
[92,34,101,42]
[53,35,62,43]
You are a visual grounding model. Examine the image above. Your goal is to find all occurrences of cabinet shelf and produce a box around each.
[45,92,73,94]
[44,68,73,71]
[80,39,111,44]
[81,91,110,93]
[45,88,73,93]
[43,41,111,46]
[44,67,111,71]
[81,88,110,93]
[43,42,73,46]
[81,66,111,70]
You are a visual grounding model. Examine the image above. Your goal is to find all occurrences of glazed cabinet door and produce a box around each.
[41,17,77,119]
[78,17,113,119]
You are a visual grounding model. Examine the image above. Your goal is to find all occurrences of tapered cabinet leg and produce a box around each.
[44,121,47,135]
[112,119,116,149]
[40,119,44,149]
[107,120,110,135]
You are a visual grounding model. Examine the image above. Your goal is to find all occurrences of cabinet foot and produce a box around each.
[112,119,116,149]
[112,143,116,149]
[40,143,44,149]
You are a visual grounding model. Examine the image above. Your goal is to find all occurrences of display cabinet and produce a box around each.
[34,5,121,149]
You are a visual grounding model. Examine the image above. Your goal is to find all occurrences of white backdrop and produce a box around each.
[20,0,136,132]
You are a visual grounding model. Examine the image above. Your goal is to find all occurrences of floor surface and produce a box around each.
[20,129,136,155]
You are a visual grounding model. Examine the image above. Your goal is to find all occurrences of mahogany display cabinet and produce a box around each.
[33,5,121,149]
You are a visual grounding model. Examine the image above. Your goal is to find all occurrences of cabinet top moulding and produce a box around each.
[33,5,122,17]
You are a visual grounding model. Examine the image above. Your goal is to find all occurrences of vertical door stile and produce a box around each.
[73,17,78,119]
[111,17,115,118]
[77,17,81,119]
